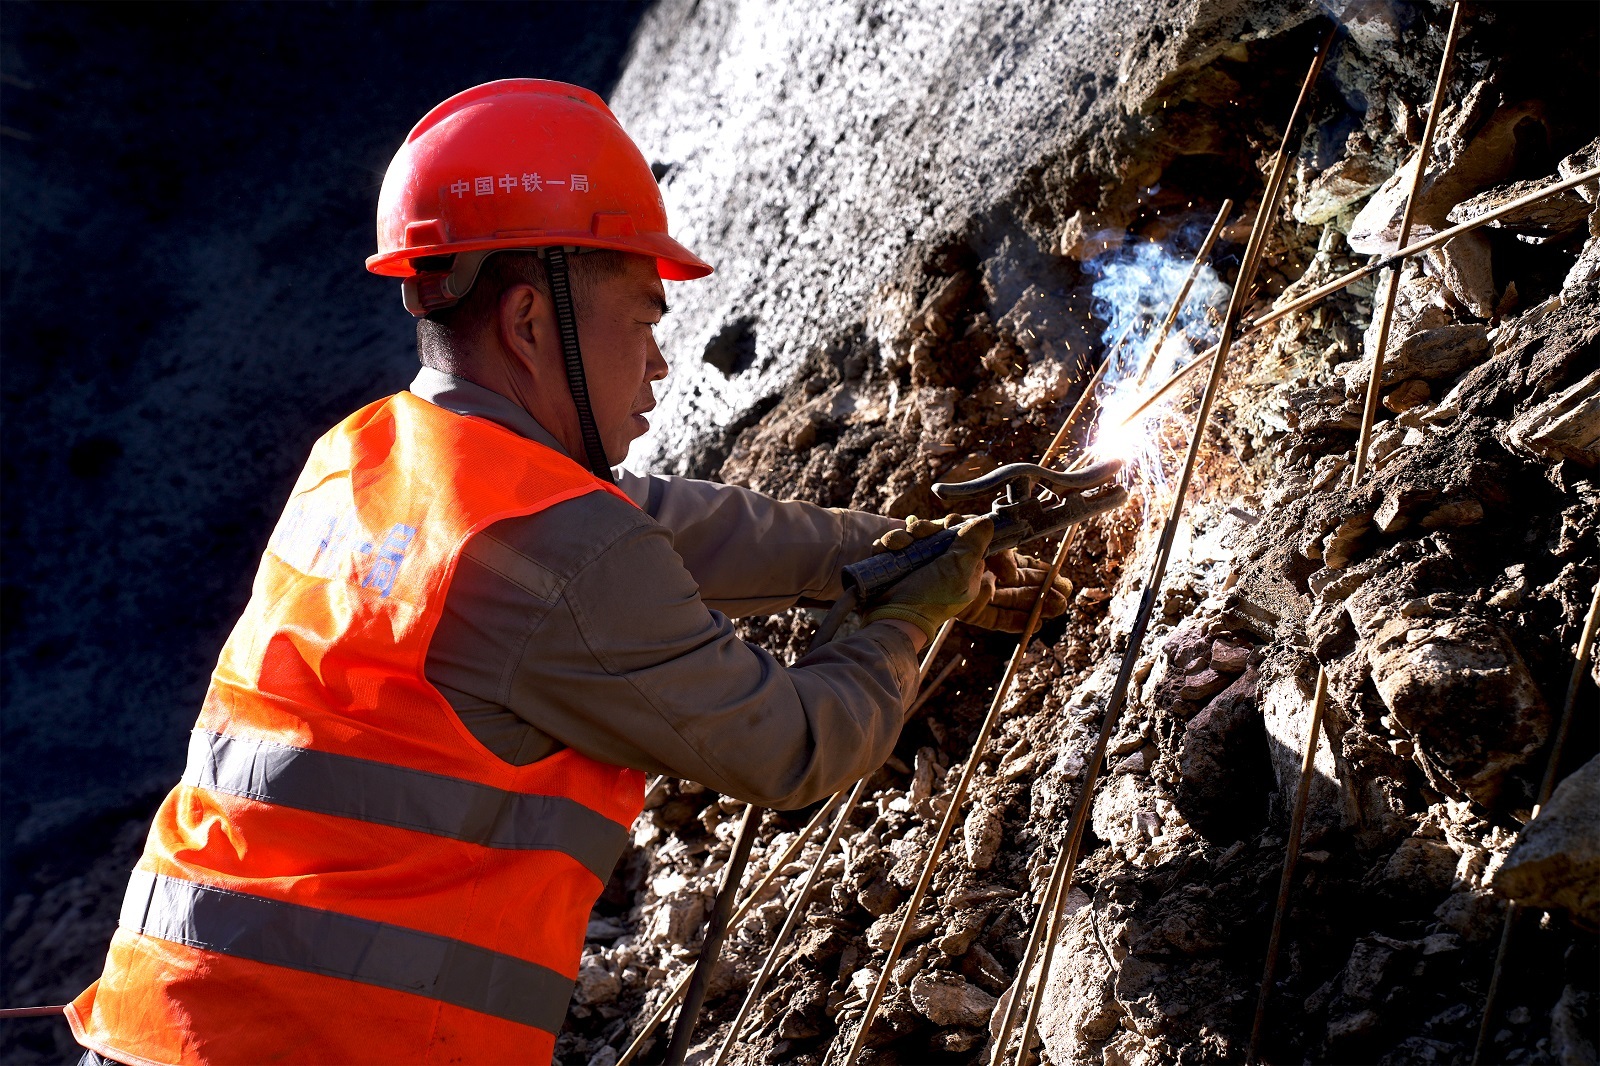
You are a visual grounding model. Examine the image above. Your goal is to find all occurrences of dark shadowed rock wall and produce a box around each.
[0,0,647,897]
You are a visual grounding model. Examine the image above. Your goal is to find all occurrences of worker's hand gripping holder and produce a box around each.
[841,460,1130,602]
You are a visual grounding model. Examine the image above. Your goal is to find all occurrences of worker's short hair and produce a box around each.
[416,249,631,369]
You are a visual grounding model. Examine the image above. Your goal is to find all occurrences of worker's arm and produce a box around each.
[426,491,919,808]
[613,469,897,617]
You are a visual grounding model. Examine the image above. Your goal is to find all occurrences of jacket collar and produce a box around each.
[408,366,570,457]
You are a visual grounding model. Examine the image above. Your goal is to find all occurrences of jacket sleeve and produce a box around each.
[513,519,918,807]
[426,493,922,809]
[613,469,898,616]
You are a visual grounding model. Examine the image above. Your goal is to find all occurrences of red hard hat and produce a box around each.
[367,79,712,282]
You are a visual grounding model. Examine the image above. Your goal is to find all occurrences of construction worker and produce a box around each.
[66,80,1071,1065]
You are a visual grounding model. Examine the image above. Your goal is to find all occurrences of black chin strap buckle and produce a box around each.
[543,246,615,483]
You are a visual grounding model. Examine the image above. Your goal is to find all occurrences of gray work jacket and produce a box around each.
[412,367,916,809]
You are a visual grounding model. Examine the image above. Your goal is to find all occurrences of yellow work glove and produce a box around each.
[874,517,1074,634]
[864,515,994,641]
[964,551,1074,632]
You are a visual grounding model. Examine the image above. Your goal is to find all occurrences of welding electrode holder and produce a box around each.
[840,459,1129,601]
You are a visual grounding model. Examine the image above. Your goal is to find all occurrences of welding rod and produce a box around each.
[1472,575,1600,1066]
[1117,164,1600,427]
[995,29,1333,1066]
[1132,198,1234,389]
[1041,349,1117,466]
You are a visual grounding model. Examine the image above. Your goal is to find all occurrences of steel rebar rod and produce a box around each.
[616,794,845,1065]
[1245,20,1462,1062]
[1536,577,1600,812]
[907,654,964,718]
[713,776,870,1066]
[1354,3,1461,481]
[997,32,1332,1066]
[1118,164,1600,427]
[1471,576,1600,1065]
[0,1005,66,1019]
[921,619,957,683]
[1132,199,1235,389]
[987,196,1236,1064]
[1247,667,1330,1065]
[841,524,1081,1065]
[666,802,764,1064]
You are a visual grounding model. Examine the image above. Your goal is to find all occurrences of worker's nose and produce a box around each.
[646,336,668,383]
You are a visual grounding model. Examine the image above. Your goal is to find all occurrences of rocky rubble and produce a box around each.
[550,4,1599,1065]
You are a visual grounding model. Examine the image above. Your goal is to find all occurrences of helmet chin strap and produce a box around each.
[542,246,616,483]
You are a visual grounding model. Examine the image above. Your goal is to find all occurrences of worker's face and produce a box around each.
[575,255,671,464]
[498,253,670,467]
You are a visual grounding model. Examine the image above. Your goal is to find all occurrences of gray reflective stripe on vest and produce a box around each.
[120,870,573,1033]
[183,730,627,882]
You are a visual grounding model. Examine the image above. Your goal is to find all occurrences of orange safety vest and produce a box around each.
[68,391,645,1066]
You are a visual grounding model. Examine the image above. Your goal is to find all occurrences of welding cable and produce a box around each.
[994,29,1334,1066]
[1118,163,1600,428]
[1471,576,1600,1066]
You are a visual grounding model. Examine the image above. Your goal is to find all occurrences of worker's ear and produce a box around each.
[496,282,554,376]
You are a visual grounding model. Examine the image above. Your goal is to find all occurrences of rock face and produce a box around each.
[608,0,1316,474]
[1506,368,1600,467]
[1494,756,1600,925]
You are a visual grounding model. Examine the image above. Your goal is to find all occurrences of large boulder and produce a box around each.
[1493,755,1600,924]
[1345,585,1550,808]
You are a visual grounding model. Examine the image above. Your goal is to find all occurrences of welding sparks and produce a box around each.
[1077,227,1233,486]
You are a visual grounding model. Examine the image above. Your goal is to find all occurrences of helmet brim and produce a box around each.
[366,230,712,281]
